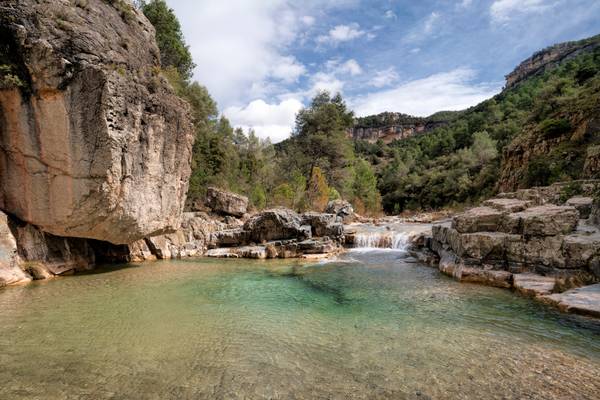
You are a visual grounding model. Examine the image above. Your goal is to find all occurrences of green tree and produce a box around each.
[142,0,195,80]
[305,167,330,211]
[352,159,382,215]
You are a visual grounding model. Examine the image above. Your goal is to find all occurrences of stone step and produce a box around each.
[541,284,600,318]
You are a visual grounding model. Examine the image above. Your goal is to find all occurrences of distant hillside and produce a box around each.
[358,34,600,213]
[347,111,462,143]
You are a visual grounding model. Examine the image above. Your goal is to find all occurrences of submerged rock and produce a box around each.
[0,0,194,244]
[542,284,600,317]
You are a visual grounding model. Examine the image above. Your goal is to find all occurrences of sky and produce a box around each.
[167,0,600,143]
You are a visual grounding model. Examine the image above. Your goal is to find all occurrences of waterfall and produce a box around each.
[353,232,410,250]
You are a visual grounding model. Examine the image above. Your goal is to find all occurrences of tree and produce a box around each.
[352,159,381,215]
[305,167,329,211]
[141,0,195,80]
[290,91,356,194]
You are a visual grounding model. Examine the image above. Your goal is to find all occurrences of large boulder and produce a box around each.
[325,200,354,223]
[0,211,30,286]
[301,212,343,240]
[243,209,310,243]
[205,187,248,217]
[0,0,194,244]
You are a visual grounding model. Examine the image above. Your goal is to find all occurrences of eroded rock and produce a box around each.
[452,207,504,233]
[0,0,194,244]
[325,200,354,223]
[505,205,579,237]
[0,211,30,286]
[243,209,310,243]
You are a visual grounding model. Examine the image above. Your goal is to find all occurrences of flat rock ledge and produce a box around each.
[414,185,600,318]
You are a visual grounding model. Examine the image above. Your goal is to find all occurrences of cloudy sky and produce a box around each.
[167,0,600,142]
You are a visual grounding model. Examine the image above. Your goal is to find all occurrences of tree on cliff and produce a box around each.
[141,0,195,80]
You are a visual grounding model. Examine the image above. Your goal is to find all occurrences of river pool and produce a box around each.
[0,249,599,399]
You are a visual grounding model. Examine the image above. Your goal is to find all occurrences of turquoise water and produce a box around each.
[0,250,599,399]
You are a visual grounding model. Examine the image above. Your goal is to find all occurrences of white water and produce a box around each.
[352,231,411,251]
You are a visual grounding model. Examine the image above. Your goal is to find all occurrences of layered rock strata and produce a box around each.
[416,188,600,317]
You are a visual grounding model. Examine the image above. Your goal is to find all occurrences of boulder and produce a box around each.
[325,200,355,222]
[437,251,511,288]
[297,237,339,254]
[452,207,504,233]
[0,211,30,286]
[205,187,248,217]
[505,235,565,267]
[454,232,514,261]
[243,209,310,243]
[565,196,594,219]
[504,205,579,237]
[0,0,194,244]
[301,212,344,239]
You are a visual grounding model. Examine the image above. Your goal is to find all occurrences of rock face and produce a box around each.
[505,34,600,89]
[205,187,248,217]
[0,211,30,286]
[348,112,452,143]
[0,0,194,244]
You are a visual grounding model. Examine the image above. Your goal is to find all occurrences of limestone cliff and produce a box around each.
[0,0,194,244]
[348,111,458,143]
[505,34,600,89]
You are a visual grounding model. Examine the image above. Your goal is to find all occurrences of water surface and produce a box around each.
[0,250,599,399]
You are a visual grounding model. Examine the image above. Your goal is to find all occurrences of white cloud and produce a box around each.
[342,59,363,75]
[490,0,553,22]
[271,56,306,83]
[308,71,345,96]
[352,68,500,117]
[369,67,399,88]
[224,98,304,143]
[460,0,474,7]
[424,12,441,34]
[317,23,367,45]
[384,10,397,19]
[301,15,315,26]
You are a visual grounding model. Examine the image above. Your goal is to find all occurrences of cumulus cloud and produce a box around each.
[369,67,399,88]
[460,0,474,7]
[327,58,363,76]
[224,98,304,143]
[271,56,306,83]
[490,0,553,22]
[301,15,315,26]
[352,68,500,117]
[317,23,368,45]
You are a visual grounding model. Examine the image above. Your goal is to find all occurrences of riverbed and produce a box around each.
[0,247,599,399]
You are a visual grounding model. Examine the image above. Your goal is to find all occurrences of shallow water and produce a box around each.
[0,251,599,399]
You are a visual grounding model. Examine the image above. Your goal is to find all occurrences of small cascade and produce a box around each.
[353,231,410,250]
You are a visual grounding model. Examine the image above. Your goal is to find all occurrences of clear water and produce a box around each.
[0,251,599,399]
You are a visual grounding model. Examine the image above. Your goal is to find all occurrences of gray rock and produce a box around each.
[243,209,310,243]
[0,0,194,244]
[565,196,594,219]
[452,207,504,233]
[325,200,354,222]
[542,284,600,317]
[0,211,31,286]
[205,187,249,217]
[513,273,556,297]
[301,212,343,239]
[482,198,531,213]
[505,205,579,237]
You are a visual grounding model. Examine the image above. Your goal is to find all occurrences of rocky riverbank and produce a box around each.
[412,180,600,318]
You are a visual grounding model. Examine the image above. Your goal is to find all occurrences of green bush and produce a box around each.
[539,118,572,138]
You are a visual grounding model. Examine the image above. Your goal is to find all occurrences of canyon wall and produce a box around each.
[0,0,194,245]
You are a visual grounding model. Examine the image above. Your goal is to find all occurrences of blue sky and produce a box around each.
[167,0,600,142]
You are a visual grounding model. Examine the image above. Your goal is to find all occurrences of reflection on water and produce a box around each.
[0,251,599,399]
